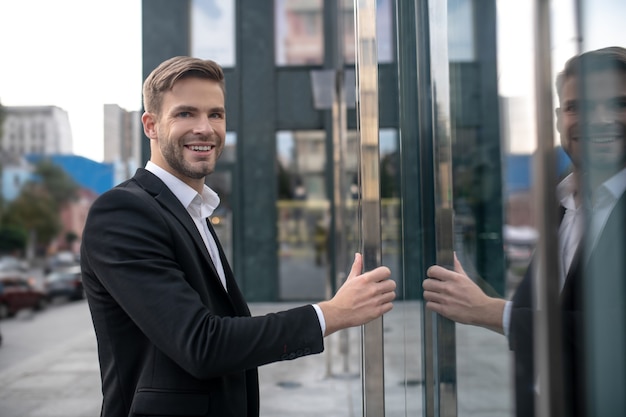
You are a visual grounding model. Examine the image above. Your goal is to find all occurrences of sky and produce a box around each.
[0,0,624,161]
[0,0,143,162]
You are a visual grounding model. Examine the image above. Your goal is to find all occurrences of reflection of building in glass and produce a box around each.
[499,96,536,154]
[190,0,235,66]
[1,106,72,156]
[277,0,324,65]
[103,104,141,183]
[275,0,392,65]
[277,130,360,201]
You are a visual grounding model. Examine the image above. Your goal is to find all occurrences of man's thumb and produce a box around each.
[347,253,363,279]
[453,252,467,275]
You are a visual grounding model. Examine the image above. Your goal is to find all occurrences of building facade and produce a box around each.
[103,104,142,183]
[1,106,72,156]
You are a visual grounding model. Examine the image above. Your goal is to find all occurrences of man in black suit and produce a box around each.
[422,46,626,416]
[81,56,396,417]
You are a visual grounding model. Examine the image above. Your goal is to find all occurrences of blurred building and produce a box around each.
[51,187,99,254]
[103,104,142,183]
[25,154,115,196]
[23,154,115,256]
[0,106,72,156]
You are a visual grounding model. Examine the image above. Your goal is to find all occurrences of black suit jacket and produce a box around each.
[509,192,626,417]
[81,169,324,417]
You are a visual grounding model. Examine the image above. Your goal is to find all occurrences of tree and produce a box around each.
[33,158,79,209]
[0,224,28,255]
[65,230,78,249]
[0,159,80,257]
[3,183,61,253]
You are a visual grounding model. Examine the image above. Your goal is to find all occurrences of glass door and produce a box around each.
[389,0,514,415]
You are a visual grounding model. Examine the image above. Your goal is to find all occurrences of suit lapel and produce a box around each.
[205,220,250,316]
[132,169,228,296]
[562,192,626,304]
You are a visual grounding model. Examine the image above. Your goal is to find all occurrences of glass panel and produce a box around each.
[448,0,474,62]
[274,0,393,66]
[276,130,329,300]
[340,0,394,64]
[190,0,236,67]
[275,0,324,66]
[429,0,515,414]
[575,1,626,415]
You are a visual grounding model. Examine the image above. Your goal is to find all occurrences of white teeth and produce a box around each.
[588,136,617,144]
[188,145,213,151]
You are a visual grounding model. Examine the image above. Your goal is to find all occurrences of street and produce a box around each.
[0,297,513,416]
[0,299,101,417]
[0,300,94,373]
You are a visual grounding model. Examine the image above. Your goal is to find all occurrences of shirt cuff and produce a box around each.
[502,300,513,339]
[312,304,326,336]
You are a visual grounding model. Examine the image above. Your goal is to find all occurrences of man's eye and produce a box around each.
[564,103,578,113]
[178,111,192,118]
[210,112,224,119]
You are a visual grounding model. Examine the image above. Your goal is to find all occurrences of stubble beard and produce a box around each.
[160,137,216,180]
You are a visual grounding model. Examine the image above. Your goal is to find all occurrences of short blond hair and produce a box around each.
[555,46,626,102]
[142,56,225,116]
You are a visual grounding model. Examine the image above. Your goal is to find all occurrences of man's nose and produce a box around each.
[588,102,615,124]
[192,116,215,135]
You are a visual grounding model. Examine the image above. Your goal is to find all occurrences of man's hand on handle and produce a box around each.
[319,253,396,337]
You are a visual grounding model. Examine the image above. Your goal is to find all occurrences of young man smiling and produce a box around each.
[81,56,396,417]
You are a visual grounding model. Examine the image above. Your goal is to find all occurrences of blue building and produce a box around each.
[24,154,115,196]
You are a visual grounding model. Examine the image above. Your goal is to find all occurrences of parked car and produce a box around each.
[44,265,84,301]
[0,256,29,272]
[44,251,78,275]
[0,272,48,319]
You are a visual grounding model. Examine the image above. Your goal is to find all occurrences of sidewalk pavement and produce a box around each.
[0,302,513,417]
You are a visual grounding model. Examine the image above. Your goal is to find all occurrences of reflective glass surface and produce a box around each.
[190,0,236,67]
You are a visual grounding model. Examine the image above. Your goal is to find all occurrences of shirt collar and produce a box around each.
[600,167,626,202]
[557,173,577,210]
[145,161,220,217]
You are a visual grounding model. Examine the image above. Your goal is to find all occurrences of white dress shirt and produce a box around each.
[145,161,227,290]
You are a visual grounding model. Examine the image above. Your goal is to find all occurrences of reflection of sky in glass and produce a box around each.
[277,131,295,165]
[380,129,397,156]
[583,0,626,51]
[448,0,474,62]
[191,0,235,66]
[376,0,394,63]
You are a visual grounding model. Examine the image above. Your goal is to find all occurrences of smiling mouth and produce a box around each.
[186,145,215,152]
[586,135,621,144]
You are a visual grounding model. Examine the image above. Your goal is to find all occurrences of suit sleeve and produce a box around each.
[508,264,534,353]
[81,186,324,379]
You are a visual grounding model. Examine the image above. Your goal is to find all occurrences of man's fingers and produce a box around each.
[422,277,443,292]
[426,265,452,281]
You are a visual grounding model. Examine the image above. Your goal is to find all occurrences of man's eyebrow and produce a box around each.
[169,105,226,114]
[170,105,198,114]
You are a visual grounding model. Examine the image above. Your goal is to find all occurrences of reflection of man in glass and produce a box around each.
[423,46,626,417]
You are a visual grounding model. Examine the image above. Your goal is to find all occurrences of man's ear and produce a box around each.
[555,107,562,134]
[142,112,158,140]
